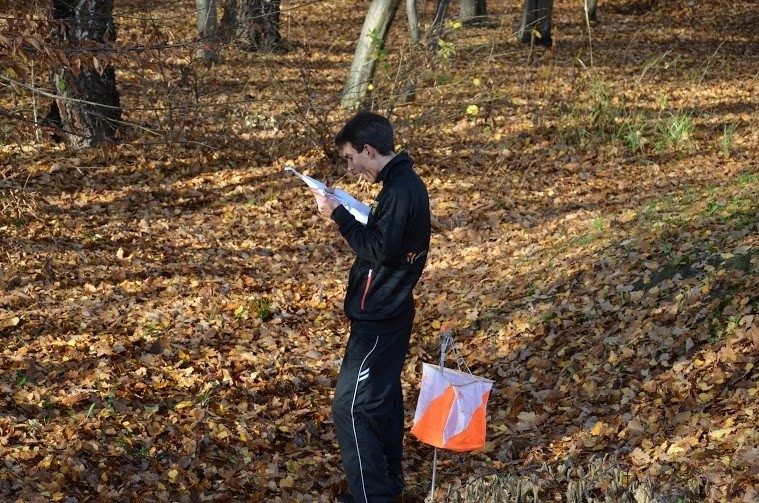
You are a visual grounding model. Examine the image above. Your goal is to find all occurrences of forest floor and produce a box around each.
[1,0,758,501]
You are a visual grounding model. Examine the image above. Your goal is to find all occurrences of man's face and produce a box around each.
[341,143,376,182]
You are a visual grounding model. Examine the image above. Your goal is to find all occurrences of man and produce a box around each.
[311,111,431,503]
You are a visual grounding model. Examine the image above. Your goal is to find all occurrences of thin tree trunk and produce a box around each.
[427,0,452,51]
[459,0,490,27]
[50,0,122,149]
[221,0,282,52]
[406,0,421,44]
[340,0,401,110]
[517,0,554,47]
[195,0,219,62]
[197,0,218,35]
[402,0,421,103]
[586,0,598,23]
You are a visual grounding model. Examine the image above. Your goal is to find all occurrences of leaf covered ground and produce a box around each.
[1,0,758,501]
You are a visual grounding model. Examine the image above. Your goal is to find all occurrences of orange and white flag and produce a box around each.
[411,363,494,452]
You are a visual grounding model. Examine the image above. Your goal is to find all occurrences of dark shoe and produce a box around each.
[336,494,355,503]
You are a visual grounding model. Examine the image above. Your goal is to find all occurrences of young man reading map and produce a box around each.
[310,111,431,503]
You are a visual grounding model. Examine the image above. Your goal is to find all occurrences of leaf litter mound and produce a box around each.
[1,0,758,501]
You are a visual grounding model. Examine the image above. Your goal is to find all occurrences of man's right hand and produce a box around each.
[311,188,340,218]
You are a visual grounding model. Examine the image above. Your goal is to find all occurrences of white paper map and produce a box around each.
[285,166,370,225]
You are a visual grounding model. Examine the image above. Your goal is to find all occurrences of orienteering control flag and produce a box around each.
[411,363,494,452]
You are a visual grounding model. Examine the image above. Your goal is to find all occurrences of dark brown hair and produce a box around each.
[334,111,394,156]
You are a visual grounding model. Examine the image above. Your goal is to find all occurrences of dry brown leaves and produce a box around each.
[1,0,758,501]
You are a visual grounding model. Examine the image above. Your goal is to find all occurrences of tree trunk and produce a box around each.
[195,0,220,62]
[50,0,122,149]
[517,0,554,47]
[459,0,490,27]
[221,0,282,52]
[340,0,401,110]
[586,0,598,23]
[427,0,452,51]
[406,0,421,44]
[197,0,219,35]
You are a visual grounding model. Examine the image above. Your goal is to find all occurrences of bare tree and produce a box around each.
[518,0,597,47]
[340,0,401,110]
[406,0,422,44]
[49,0,122,149]
[459,0,490,27]
[427,0,452,51]
[195,0,220,62]
[518,0,554,46]
[221,0,282,52]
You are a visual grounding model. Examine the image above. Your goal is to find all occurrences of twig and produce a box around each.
[697,41,725,88]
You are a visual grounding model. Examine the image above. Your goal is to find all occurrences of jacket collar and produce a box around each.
[377,151,412,184]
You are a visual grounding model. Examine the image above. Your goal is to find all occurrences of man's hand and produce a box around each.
[311,188,340,218]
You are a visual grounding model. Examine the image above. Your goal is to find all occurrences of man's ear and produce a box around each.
[364,144,377,158]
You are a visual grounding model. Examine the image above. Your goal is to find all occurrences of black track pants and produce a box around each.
[332,322,412,503]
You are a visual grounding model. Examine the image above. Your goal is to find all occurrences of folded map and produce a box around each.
[285,166,370,225]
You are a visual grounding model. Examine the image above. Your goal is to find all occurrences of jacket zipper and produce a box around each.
[360,269,373,310]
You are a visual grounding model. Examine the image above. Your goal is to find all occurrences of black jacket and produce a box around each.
[331,152,431,332]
